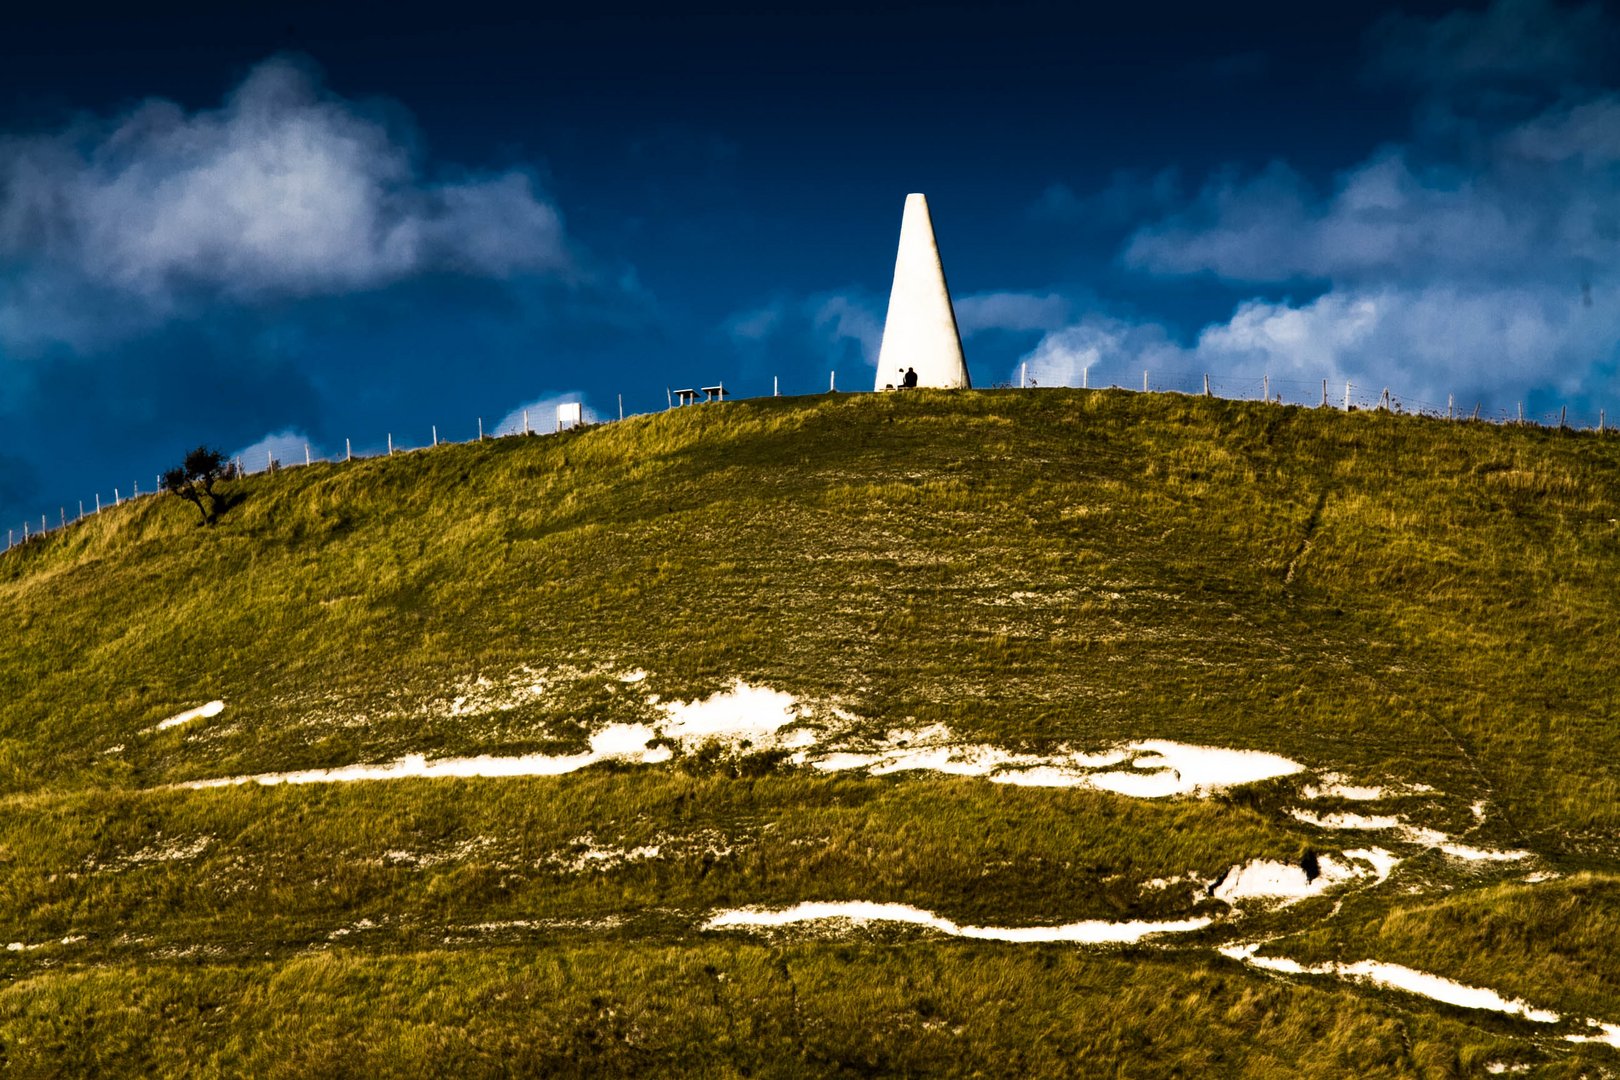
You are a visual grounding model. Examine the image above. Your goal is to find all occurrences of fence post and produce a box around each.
[1020,362,1027,389]
[78,501,84,521]
[432,425,438,447]
[1473,403,1481,421]
[1602,409,1607,433]
[523,410,530,435]
[95,494,101,513]
[774,376,780,397]
[666,388,672,410]
[346,438,352,462]
[388,433,394,455]
[618,395,624,421]
[60,509,65,529]
[1143,369,1149,393]
[305,444,311,466]
[114,488,120,506]
[830,371,836,392]
[1203,374,1211,397]
[1448,394,1454,420]
[1517,402,1523,425]
[1083,366,1089,390]
[478,417,484,440]
[1263,374,1269,402]
[1559,406,1567,429]
[1344,381,1351,410]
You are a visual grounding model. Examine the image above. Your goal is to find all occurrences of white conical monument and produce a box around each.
[874,193,970,391]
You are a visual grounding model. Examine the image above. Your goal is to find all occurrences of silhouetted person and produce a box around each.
[903,367,918,389]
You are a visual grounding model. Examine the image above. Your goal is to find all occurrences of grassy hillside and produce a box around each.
[1,388,1617,1076]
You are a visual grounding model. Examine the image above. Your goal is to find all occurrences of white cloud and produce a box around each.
[809,294,883,365]
[229,429,324,473]
[724,303,784,343]
[0,55,570,309]
[492,393,598,437]
[1040,0,1620,411]
[955,291,1076,336]
[1016,281,1618,410]
[724,290,884,369]
[1019,316,1183,389]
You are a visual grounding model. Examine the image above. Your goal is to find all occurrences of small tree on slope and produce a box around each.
[162,446,233,525]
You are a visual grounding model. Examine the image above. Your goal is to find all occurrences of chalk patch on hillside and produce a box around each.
[548,836,663,873]
[812,727,1301,796]
[1567,1022,1620,1048]
[1301,773,1387,801]
[660,680,808,752]
[1096,741,1305,797]
[704,900,1211,944]
[1435,841,1532,862]
[1290,810,1403,831]
[1342,848,1400,883]
[382,836,500,870]
[182,723,669,789]
[1210,854,1378,904]
[3,934,85,955]
[154,700,225,732]
[1291,811,1533,863]
[1221,944,1559,1023]
[1398,825,1533,862]
[444,670,548,718]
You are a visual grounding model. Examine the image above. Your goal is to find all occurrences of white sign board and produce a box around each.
[556,402,584,430]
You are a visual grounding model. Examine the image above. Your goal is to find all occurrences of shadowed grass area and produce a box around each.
[0,944,1587,1078]
[1,389,1618,1073]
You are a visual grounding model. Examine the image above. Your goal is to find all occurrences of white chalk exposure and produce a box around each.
[1301,775,1387,801]
[705,900,1210,944]
[1342,847,1400,883]
[155,700,225,731]
[1093,741,1304,797]
[1221,944,1560,1023]
[1567,1022,1620,1048]
[1291,811,1532,863]
[182,724,670,789]
[660,681,808,752]
[873,193,970,391]
[1211,854,1374,903]
[1290,809,1402,831]
[815,731,1302,796]
[178,679,1315,802]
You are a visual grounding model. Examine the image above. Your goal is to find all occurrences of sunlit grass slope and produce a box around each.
[1,388,1617,1076]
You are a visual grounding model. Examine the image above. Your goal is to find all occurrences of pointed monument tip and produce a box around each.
[876,191,968,391]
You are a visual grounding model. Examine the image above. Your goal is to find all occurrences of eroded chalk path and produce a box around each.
[79,675,1614,1068]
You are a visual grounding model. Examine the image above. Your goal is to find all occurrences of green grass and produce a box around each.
[1,388,1618,1074]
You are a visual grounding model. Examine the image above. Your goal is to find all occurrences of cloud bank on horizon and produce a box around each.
[1015,0,1620,413]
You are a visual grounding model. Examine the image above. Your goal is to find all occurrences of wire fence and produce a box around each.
[6,367,1614,555]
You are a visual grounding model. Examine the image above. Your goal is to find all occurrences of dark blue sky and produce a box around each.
[2,0,1618,527]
